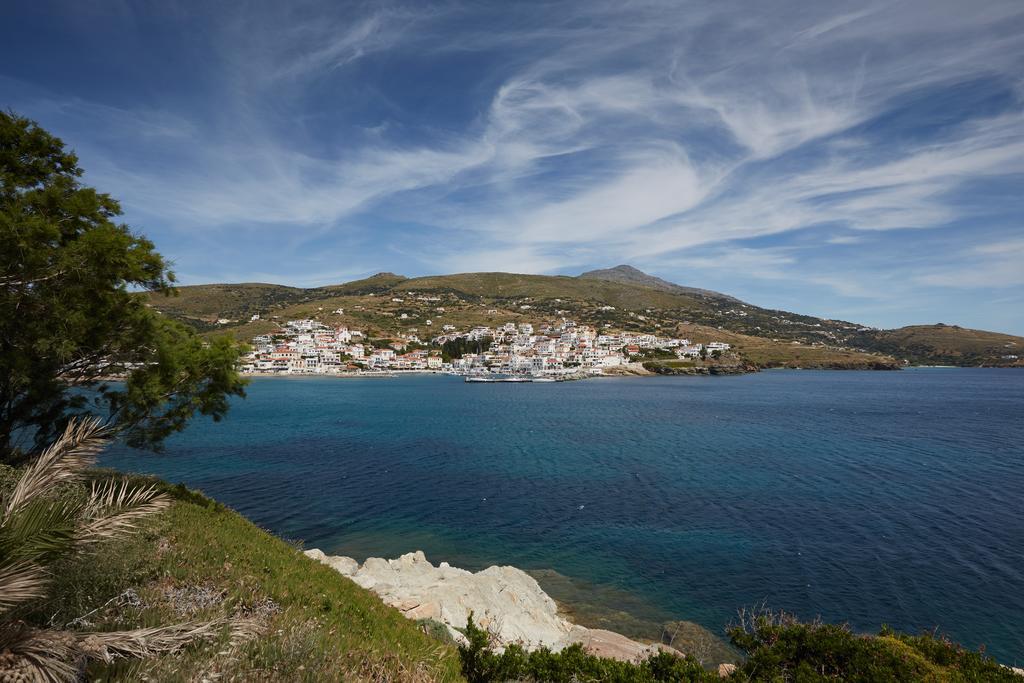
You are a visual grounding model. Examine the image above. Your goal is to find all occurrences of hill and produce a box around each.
[850,324,1024,367]
[146,267,1024,368]
[147,283,313,331]
[579,264,738,302]
[321,271,410,296]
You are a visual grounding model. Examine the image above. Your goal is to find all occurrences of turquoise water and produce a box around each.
[100,369,1024,664]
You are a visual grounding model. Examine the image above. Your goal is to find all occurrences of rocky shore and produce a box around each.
[304,549,702,665]
[598,362,655,376]
[642,362,757,376]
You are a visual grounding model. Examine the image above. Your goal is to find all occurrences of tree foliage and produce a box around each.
[441,336,492,362]
[0,111,247,461]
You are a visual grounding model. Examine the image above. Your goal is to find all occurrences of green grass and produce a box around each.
[146,283,307,322]
[26,474,462,682]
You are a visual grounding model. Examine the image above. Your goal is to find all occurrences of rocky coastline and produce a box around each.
[641,358,902,375]
[642,362,757,376]
[303,549,732,669]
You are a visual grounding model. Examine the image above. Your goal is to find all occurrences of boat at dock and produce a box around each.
[464,375,556,383]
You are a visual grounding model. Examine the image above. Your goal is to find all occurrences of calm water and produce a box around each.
[100,369,1024,663]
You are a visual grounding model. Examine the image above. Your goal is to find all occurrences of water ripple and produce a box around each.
[101,370,1024,663]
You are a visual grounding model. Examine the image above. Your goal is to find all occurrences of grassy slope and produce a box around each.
[38,475,462,682]
[399,272,703,310]
[860,324,1024,366]
[147,274,412,328]
[670,323,899,369]
[146,284,309,332]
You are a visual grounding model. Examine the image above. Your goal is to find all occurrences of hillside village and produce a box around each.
[241,318,731,377]
[149,267,1024,369]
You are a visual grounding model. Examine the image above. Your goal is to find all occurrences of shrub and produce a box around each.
[458,613,713,682]
[727,608,1017,682]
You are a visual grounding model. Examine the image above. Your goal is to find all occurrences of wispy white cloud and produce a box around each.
[5,0,1023,331]
[915,238,1024,288]
[431,245,571,276]
[657,246,884,299]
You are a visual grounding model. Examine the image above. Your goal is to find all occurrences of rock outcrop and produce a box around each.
[642,359,758,376]
[304,549,680,662]
[599,362,654,376]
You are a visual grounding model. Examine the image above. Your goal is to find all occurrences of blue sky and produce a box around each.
[3,1,1023,333]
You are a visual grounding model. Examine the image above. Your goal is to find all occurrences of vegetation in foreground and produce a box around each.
[0,419,267,681]
[724,608,1019,682]
[0,461,462,682]
[460,614,714,682]
[459,609,1019,682]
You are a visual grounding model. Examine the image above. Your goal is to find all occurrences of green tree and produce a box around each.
[441,335,492,360]
[0,111,246,462]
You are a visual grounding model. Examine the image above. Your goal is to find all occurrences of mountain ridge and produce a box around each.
[578,264,740,302]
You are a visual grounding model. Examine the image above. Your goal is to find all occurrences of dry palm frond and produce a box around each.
[0,618,260,681]
[0,420,247,683]
[76,617,260,663]
[75,480,170,548]
[3,418,110,518]
[0,562,49,613]
[0,623,79,683]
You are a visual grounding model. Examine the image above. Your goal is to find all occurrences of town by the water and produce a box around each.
[241,317,732,379]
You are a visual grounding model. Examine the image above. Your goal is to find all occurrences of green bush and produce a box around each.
[459,608,1019,683]
[458,613,714,682]
[727,609,1017,682]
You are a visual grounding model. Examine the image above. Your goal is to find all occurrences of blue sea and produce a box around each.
[100,369,1024,664]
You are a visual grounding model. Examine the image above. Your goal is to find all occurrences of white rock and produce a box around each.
[305,549,360,576]
[304,548,678,661]
[446,623,469,647]
[558,625,680,662]
[324,555,359,576]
